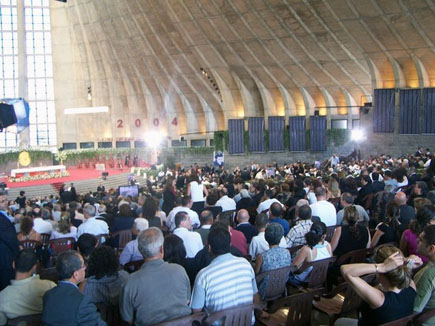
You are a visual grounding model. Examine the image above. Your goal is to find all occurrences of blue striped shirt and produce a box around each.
[190,253,257,322]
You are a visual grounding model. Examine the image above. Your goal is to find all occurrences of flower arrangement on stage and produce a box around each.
[9,171,70,183]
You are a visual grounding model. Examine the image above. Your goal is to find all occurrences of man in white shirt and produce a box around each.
[70,202,85,222]
[32,208,53,235]
[249,214,286,259]
[256,190,283,214]
[167,196,200,231]
[216,187,236,212]
[172,212,203,258]
[309,187,337,226]
[76,204,109,240]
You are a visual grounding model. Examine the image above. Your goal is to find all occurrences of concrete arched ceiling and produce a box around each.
[57,0,435,135]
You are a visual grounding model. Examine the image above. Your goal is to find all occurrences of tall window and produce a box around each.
[0,0,56,151]
[25,0,56,146]
[0,0,18,149]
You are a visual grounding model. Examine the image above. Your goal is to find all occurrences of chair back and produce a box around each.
[325,226,336,242]
[49,237,75,256]
[19,240,40,249]
[112,230,132,250]
[202,303,263,326]
[335,248,372,266]
[301,256,336,289]
[413,309,435,326]
[123,260,144,273]
[256,266,291,301]
[340,275,377,314]
[96,234,109,246]
[218,210,236,226]
[95,303,121,326]
[285,289,324,326]
[39,267,58,283]
[379,312,419,326]
[40,234,51,247]
[6,314,42,326]
[154,312,206,326]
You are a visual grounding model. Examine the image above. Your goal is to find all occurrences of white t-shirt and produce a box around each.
[33,218,53,235]
[257,198,283,214]
[190,181,205,202]
[309,200,337,226]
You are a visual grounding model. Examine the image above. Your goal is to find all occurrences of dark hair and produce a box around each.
[362,175,372,185]
[174,211,188,228]
[86,246,118,280]
[56,251,82,280]
[298,205,312,220]
[20,216,34,235]
[206,193,218,206]
[15,249,38,273]
[182,196,191,207]
[76,233,97,259]
[343,206,361,240]
[119,203,132,217]
[142,197,157,219]
[208,225,231,256]
[269,202,282,218]
[424,224,435,246]
[20,191,25,196]
[385,201,401,242]
[265,223,284,246]
[305,222,326,248]
[416,181,429,196]
[163,234,186,265]
[410,205,435,234]
[341,192,354,205]
[372,172,379,182]
[255,213,268,229]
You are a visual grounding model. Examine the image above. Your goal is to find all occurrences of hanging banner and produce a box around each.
[213,151,224,167]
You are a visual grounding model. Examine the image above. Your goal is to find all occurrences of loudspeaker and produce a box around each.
[314,110,320,116]
[179,136,185,141]
[0,103,17,130]
[360,106,370,114]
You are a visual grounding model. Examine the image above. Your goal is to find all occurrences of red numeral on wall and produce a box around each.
[117,119,123,128]
[135,119,141,128]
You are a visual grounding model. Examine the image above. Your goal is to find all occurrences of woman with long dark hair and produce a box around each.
[371,201,401,248]
[331,206,370,257]
[162,177,176,215]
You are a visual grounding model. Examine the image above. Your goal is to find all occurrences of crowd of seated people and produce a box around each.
[0,147,434,325]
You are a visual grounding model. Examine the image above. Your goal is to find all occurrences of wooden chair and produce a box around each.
[218,210,236,226]
[96,234,109,246]
[325,226,336,243]
[256,266,292,304]
[40,234,51,247]
[39,267,58,283]
[202,302,264,326]
[111,230,132,251]
[257,289,324,326]
[379,312,420,326]
[6,314,42,326]
[154,312,206,326]
[95,303,123,326]
[335,248,372,266]
[49,237,75,256]
[313,274,377,325]
[413,309,435,326]
[123,260,144,273]
[19,240,40,250]
[298,256,336,290]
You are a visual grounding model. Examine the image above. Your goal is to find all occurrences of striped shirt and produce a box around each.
[190,253,257,324]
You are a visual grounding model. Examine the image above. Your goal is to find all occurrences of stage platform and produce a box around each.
[4,167,149,201]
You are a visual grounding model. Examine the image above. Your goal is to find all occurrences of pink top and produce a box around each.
[403,229,428,264]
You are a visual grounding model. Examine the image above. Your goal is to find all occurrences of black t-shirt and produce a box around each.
[359,287,416,326]
[334,225,369,257]
[377,222,397,245]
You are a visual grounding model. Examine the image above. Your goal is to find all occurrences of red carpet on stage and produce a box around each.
[6,167,132,188]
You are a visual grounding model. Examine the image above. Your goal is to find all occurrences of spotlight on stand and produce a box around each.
[0,98,30,133]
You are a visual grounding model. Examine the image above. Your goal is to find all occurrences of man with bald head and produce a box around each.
[235,209,258,243]
[395,191,415,233]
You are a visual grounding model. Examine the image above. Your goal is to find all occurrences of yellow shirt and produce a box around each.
[0,275,55,325]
